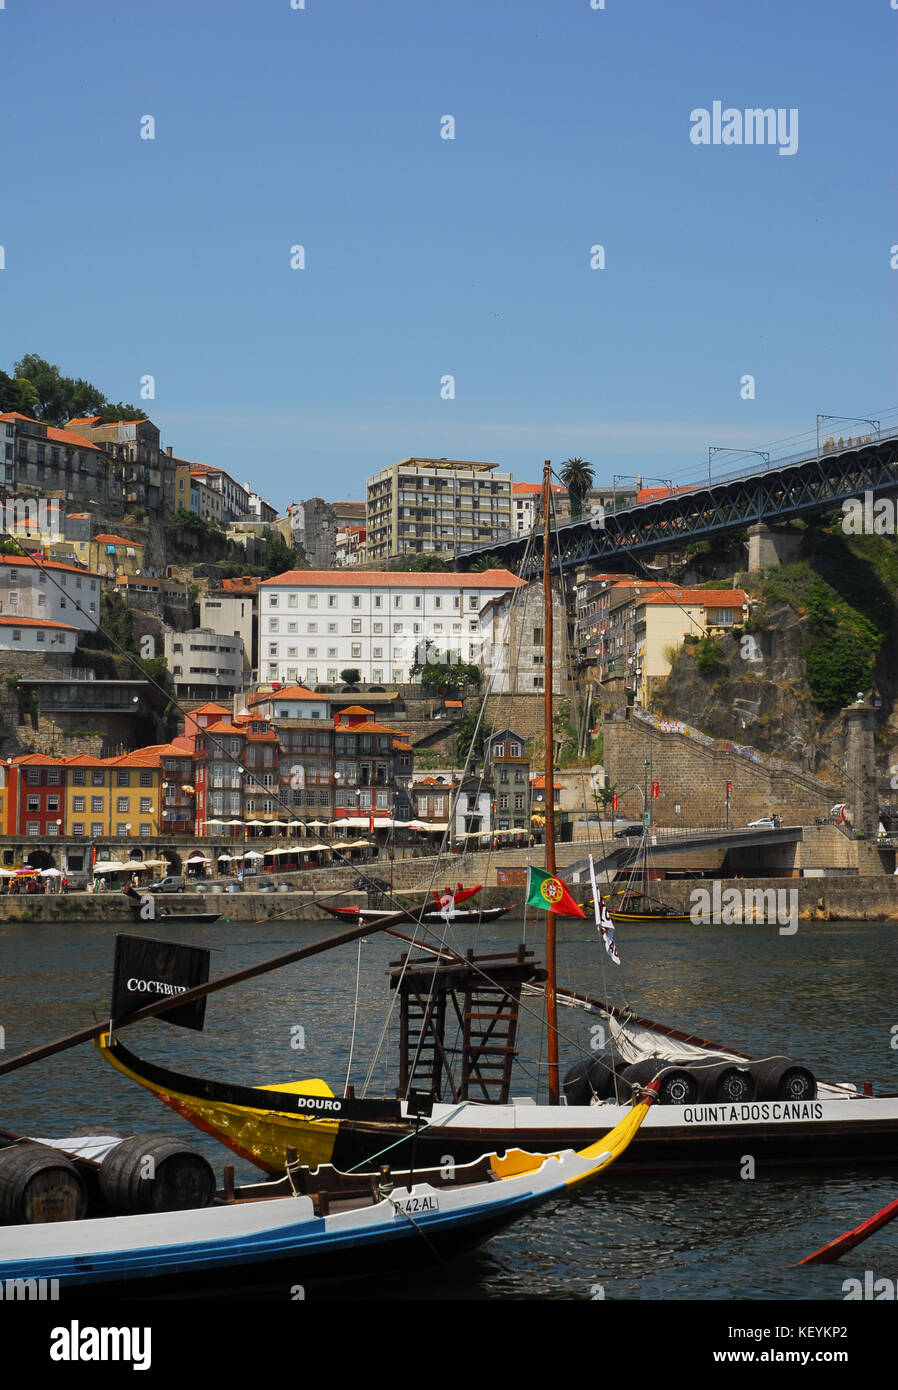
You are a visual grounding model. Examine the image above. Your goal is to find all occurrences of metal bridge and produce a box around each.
[455,425,898,576]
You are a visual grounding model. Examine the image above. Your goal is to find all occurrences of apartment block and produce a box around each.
[365,458,513,561]
[258,568,523,687]
[164,627,246,701]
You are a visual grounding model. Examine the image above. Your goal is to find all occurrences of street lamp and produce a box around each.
[708,447,770,488]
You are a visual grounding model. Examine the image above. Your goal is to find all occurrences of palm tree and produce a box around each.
[560,457,594,519]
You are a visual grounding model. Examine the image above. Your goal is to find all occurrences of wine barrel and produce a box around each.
[620,1059,699,1106]
[748,1057,817,1102]
[98,1134,215,1214]
[690,1056,756,1103]
[562,1053,623,1106]
[0,1143,87,1224]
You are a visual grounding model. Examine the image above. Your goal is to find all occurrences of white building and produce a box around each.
[257,569,524,687]
[0,615,79,654]
[200,589,256,674]
[164,627,245,701]
[0,555,102,633]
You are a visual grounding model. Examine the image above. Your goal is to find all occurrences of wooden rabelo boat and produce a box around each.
[0,1088,655,1296]
[90,465,898,1177]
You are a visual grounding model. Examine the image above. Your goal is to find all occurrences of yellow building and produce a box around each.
[62,749,163,839]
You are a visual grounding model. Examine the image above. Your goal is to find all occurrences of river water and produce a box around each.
[1,912,896,1304]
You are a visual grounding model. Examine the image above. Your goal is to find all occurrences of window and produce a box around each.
[73,796,86,813]
[393,670,403,682]
[469,597,478,610]
[533,627,543,645]
[116,823,129,836]
[373,622,383,634]
[26,821,39,836]
[328,595,337,607]
[140,797,152,813]
[73,822,85,835]
[372,668,383,681]
[533,676,544,689]
[351,619,361,633]
[287,594,297,607]
[270,619,279,632]
[269,644,278,656]
[47,770,61,785]
[393,622,403,634]
[27,797,40,812]
[139,770,152,786]
[514,794,524,810]
[140,823,152,836]
[510,742,522,757]
[307,623,317,633]
[91,821,103,836]
[47,796,60,811]
[394,596,402,608]
[307,668,318,683]
[117,797,129,813]
[372,647,383,658]
[352,595,361,608]
[308,595,317,608]
[116,771,130,787]
[269,596,279,607]
[91,796,104,812]
[434,597,442,609]
[288,622,298,633]
[327,622,338,633]
[26,771,40,786]
[91,771,104,786]
[307,647,317,657]
[374,595,382,608]
[351,644,361,658]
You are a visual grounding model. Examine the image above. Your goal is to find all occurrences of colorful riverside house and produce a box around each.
[62,754,113,839]
[247,686,333,828]
[332,705,413,822]
[233,713,280,831]
[193,719,247,837]
[5,754,67,838]
[105,748,164,840]
[157,740,196,837]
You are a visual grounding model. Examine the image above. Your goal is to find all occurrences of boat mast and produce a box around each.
[542,459,560,1105]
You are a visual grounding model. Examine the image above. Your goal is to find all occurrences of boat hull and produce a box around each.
[96,1036,898,1177]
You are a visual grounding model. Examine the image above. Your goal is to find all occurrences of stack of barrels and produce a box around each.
[0,1133,215,1224]
[563,1052,816,1107]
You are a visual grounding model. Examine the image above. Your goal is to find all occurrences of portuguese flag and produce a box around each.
[526,865,586,918]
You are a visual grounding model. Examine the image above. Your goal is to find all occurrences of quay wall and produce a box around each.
[3,875,898,922]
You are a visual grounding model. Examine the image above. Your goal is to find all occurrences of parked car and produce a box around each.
[747,816,781,830]
[612,824,643,839]
[257,883,277,894]
[146,876,186,893]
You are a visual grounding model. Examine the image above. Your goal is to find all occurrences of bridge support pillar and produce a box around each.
[842,701,877,838]
[747,523,802,572]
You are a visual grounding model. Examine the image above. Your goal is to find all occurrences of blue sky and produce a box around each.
[1,0,896,510]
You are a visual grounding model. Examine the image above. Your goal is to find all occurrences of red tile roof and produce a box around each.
[261,569,524,589]
[94,534,140,547]
[187,702,230,716]
[512,481,562,495]
[202,721,246,736]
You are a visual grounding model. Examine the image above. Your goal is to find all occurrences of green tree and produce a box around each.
[261,530,301,578]
[559,457,595,519]
[340,668,362,686]
[455,710,493,765]
[9,354,146,426]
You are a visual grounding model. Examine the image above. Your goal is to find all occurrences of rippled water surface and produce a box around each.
[1,914,896,1302]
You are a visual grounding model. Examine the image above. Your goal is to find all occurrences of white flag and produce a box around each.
[588,854,620,965]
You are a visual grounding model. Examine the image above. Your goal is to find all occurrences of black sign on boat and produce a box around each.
[111,935,211,1032]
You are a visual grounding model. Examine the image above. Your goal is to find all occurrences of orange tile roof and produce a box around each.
[248,685,320,703]
[334,718,403,737]
[188,702,230,716]
[61,753,108,766]
[94,534,140,547]
[261,569,524,589]
[530,775,567,789]
[0,555,102,579]
[45,425,103,452]
[0,615,78,630]
[337,705,374,716]
[66,417,102,428]
[392,739,413,751]
[202,720,246,736]
[221,576,262,591]
[512,481,562,495]
[10,752,66,765]
[637,588,746,607]
[111,748,164,767]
